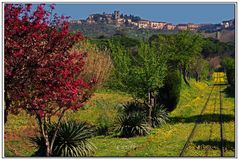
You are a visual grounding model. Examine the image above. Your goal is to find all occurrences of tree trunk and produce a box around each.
[50,109,66,153]
[187,72,191,80]
[147,90,152,127]
[147,90,154,127]
[183,67,190,86]
[148,105,152,127]
[45,136,51,157]
[4,92,11,124]
[38,116,52,157]
[195,72,199,82]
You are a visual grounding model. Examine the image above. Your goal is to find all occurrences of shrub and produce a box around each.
[31,121,96,157]
[151,104,169,128]
[156,69,181,112]
[115,101,168,134]
[96,116,111,136]
[73,40,113,88]
[222,57,235,87]
[122,101,147,115]
[114,101,169,137]
[92,100,118,136]
[114,111,150,137]
[122,101,168,128]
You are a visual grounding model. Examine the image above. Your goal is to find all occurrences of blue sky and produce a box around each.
[41,3,235,24]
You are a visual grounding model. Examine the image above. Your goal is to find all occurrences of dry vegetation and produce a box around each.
[72,40,113,87]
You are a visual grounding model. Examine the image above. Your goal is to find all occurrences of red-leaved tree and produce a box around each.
[4,4,97,156]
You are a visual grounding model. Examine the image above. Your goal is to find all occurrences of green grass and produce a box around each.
[4,78,235,157]
[64,91,132,125]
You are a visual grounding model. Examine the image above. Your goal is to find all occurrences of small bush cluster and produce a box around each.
[93,100,118,136]
[96,116,112,136]
[114,111,150,137]
[31,121,96,157]
[151,105,168,128]
[114,102,149,137]
[114,101,168,137]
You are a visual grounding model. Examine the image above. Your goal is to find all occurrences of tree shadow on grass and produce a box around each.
[214,83,228,86]
[222,86,235,98]
[169,113,234,124]
[193,139,235,151]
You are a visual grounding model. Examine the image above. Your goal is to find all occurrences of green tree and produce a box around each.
[201,38,235,58]
[222,56,235,87]
[189,56,210,81]
[157,31,205,85]
[109,41,167,126]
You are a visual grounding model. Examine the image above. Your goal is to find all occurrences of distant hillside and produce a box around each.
[202,29,235,42]
[70,23,118,38]
[71,23,235,43]
[70,10,235,41]
[70,23,178,39]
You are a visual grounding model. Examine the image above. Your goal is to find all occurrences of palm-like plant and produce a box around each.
[122,101,168,128]
[115,112,150,137]
[122,101,147,114]
[31,121,96,157]
[114,101,168,137]
[151,104,168,128]
[115,102,150,137]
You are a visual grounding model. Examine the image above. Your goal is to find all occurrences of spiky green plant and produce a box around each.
[151,105,168,128]
[121,101,168,128]
[31,121,96,157]
[122,101,147,114]
[114,111,150,138]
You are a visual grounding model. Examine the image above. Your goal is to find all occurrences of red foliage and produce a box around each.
[4,4,96,119]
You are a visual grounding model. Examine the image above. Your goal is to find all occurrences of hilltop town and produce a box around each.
[70,10,235,31]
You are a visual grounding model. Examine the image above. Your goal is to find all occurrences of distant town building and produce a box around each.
[222,21,230,28]
[114,10,120,20]
[150,21,160,29]
[187,23,199,30]
[86,15,95,24]
[115,18,125,26]
[222,19,235,29]
[150,21,167,29]
[129,21,139,27]
[127,19,132,23]
[164,23,176,30]
[138,20,150,28]
[176,24,188,30]
[79,10,234,32]
[104,13,112,18]
[70,20,82,24]
[216,31,221,40]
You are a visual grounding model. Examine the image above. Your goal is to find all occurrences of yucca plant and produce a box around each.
[31,121,96,157]
[114,111,150,138]
[151,104,169,128]
[122,101,148,114]
[122,101,168,128]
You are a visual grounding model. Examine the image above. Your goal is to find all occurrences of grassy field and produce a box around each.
[4,75,235,157]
